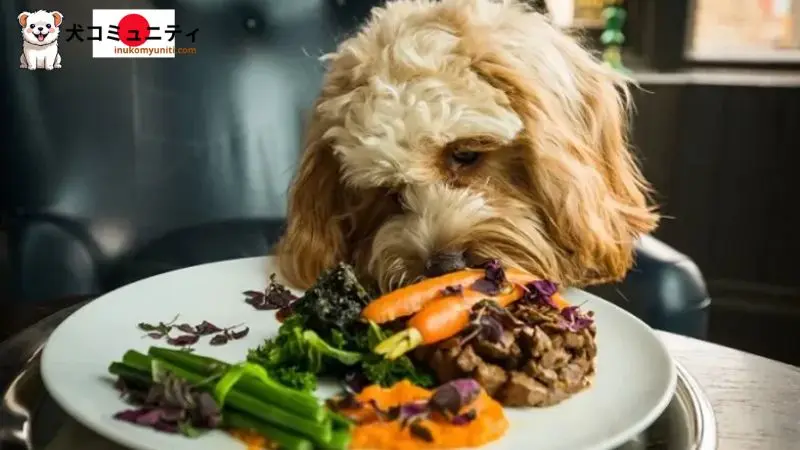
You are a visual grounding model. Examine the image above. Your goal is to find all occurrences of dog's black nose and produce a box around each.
[424,251,467,277]
[37,27,43,31]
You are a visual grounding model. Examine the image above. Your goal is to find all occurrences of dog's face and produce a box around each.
[277,0,659,292]
[19,10,63,46]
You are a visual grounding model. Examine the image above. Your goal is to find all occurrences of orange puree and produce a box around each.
[347,380,508,450]
[230,429,270,450]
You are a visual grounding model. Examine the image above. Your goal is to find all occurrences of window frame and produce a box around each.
[624,0,800,71]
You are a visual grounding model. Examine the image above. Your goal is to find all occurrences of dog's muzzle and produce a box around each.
[33,32,48,42]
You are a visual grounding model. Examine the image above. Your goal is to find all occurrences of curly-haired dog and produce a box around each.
[276,0,658,292]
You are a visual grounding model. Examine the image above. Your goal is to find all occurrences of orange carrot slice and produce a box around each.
[408,284,526,345]
[361,269,486,323]
[362,267,546,324]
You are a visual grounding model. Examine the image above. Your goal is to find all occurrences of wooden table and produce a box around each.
[658,331,800,450]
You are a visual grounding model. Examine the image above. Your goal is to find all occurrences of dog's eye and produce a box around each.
[29,24,35,29]
[451,151,481,166]
[46,24,51,29]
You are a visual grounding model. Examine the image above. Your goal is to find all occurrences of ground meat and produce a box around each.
[414,301,597,407]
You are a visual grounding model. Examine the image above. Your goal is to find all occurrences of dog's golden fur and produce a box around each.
[276,0,658,292]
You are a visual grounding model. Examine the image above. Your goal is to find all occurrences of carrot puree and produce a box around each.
[230,429,271,450]
[346,380,508,449]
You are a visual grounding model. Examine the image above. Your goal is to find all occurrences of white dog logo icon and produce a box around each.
[18,10,63,70]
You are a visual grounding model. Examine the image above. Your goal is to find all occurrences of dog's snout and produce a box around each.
[424,251,467,277]
[37,27,43,31]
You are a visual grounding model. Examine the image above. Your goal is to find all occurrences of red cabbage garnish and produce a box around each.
[471,278,500,296]
[471,259,509,295]
[558,306,594,331]
[429,378,481,418]
[332,378,484,441]
[522,280,560,309]
[482,259,506,285]
[459,300,523,346]
[450,408,478,425]
[244,273,298,311]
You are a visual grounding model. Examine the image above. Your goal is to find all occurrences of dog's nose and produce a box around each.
[37,27,43,31]
[424,251,467,277]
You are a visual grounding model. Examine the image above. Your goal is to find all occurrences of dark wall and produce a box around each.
[631,82,800,320]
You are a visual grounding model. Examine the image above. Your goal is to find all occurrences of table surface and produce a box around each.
[2,302,800,450]
[657,331,800,450]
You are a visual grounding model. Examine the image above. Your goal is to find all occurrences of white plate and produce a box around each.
[41,257,677,450]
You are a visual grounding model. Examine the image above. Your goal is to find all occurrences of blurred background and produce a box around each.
[1,0,799,366]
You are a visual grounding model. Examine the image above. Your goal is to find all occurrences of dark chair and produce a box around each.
[1,0,710,339]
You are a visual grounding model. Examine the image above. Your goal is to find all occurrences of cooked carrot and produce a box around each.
[362,267,546,324]
[373,276,571,360]
[408,284,525,344]
[361,269,486,323]
[374,285,526,360]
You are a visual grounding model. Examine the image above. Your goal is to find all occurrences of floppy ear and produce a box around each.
[275,116,349,289]
[52,11,64,27]
[472,36,658,284]
[18,12,30,27]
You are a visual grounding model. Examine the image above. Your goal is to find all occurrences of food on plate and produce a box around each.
[361,262,565,325]
[137,315,250,350]
[110,258,596,448]
[414,290,597,407]
[108,347,351,449]
[247,263,434,391]
[327,379,508,449]
[370,262,569,359]
[243,273,299,312]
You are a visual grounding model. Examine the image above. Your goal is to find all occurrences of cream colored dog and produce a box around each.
[276,0,659,293]
[18,10,63,70]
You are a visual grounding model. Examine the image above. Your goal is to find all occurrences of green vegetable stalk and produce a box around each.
[109,347,350,449]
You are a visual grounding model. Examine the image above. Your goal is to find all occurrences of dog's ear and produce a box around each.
[471,20,658,284]
[51,11,64,27]
[18,12,30,27]
[275,116,350,289]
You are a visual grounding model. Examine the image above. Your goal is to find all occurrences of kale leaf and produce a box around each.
[248,264,433,390]
[291,263,372,335]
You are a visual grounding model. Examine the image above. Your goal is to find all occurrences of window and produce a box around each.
[687,0,800,62]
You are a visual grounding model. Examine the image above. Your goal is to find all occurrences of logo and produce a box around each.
[18,10,64,70]
[83,9,197,58]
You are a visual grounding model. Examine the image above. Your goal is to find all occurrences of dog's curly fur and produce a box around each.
[276,0,659,292]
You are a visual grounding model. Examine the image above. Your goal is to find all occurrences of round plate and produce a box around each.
[41,257,677,450]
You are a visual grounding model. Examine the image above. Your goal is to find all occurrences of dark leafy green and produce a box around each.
[247,265,434,391]
[290,263,372,334]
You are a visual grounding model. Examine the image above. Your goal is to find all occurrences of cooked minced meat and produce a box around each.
[414,302,597,407]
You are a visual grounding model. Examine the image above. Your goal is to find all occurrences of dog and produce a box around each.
[276,0,659,293]
[18,10,63,70]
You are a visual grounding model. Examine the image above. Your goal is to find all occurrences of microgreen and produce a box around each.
[243,273,298,311]
[139,317,249,349]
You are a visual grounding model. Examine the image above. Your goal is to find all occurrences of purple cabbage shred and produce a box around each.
[523,280,560,309]
[558,305,594,331]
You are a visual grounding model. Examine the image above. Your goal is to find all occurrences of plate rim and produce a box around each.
[41,256,678,450]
